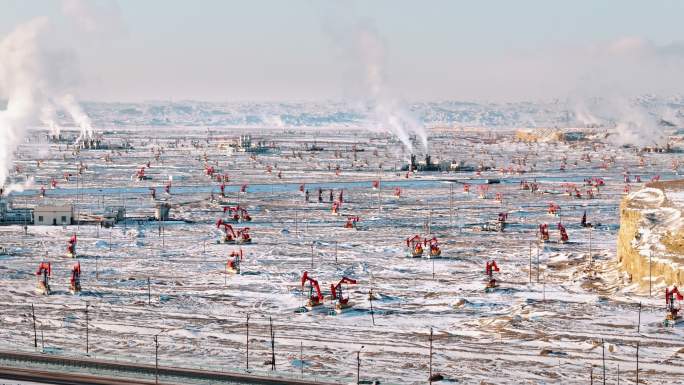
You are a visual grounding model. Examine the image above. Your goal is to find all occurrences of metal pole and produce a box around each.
[311,243,314,269]
[637,302,641,333]
[335,241,338,264]
[602,338,606,385]
[432,258,435,280]
[356,350,360,385]
[31,304,37,348]
[636,342,639,384]
[429,328,433,384]
[148,277,151,305]
[154,335,159,384]
[85,302,89,354]
[369,290,375,326]
[270,316,275,371]
[246,314,250,370]
[589,226,593,267]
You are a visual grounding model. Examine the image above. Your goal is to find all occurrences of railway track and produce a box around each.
[0,349,340,385]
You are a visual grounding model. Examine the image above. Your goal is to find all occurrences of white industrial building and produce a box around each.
[34,205,74,226]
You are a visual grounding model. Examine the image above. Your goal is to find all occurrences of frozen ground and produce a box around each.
[0,124,683,384]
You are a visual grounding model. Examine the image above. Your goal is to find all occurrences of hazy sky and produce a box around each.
[2,0,684,102]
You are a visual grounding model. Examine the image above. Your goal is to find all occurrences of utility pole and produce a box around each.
[589,225,593,267]
[356,348,364,385]
[369,290,375,326]
[335,241,338,264]
[636,342,639,384]
[246,314,250,371]
[269,316,275,371]
[31,304,37,349]
[85,302,89,355]
[154,335,159,384]
[148,277,151,305]
[161,216,165,249]
[602,338,606,385]
[429,328,433,384]
[432,258,435,280]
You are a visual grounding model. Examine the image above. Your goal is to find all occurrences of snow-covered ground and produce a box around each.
[1,122,683,384]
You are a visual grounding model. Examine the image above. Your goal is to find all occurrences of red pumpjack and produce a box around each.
[70,261,81,294]
[344,216,360,229]
[497,212,508,232]
[665,286,683,326]
[301,271,324,309]
[406,235,424,257]
[204,164,215,176]
[424,237,441,258]
[558,222,569,243]
[485,260,500,290]
[36,262,51,295]
[539,224,550,242]
[548,202,560,216]
[227,248,243,274]
[134,167,145,181]
[216,219,237,243]
[66,234,77,258]
[331,276,357,313]
[224,206,252,222]
[237,227,252,244]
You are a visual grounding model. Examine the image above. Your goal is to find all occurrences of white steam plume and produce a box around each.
[0,18,51,186]
[355,22,428,154]
[3,176,36,195]
[40,102,63,136]
[0,17,93,186]
[572,97,667,147]
[60,93,94,142]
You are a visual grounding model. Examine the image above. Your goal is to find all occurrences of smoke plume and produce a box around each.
[572,97,667,147]
[0,17,92,186]
[355,22,428,154]
[321,3,428,154]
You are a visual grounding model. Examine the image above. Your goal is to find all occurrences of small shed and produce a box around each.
[34,204,73,226]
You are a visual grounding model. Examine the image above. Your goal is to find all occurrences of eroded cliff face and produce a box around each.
[617,185,684,286]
